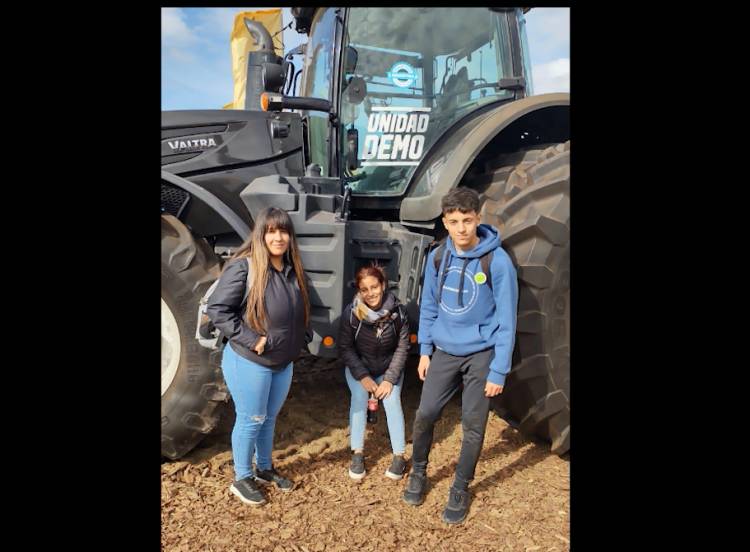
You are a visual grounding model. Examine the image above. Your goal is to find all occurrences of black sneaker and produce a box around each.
[402,471,427,505]
[230,477,266,506]
[385,455,407,480]
[255,467,295,492]
[349,452,366,480]
[441,487,470,524]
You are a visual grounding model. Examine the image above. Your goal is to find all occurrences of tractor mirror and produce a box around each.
[344,46,358,75]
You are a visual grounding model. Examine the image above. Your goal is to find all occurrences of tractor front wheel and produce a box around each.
[161,214,228,459]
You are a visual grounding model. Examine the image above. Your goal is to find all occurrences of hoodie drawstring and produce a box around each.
[457,257,470,307]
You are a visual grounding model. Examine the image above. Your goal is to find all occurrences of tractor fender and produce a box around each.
[400,93,569,223]
[161,170,251,239]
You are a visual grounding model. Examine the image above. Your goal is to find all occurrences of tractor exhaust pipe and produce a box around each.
[243,18,285,111]
[243,18,274,51]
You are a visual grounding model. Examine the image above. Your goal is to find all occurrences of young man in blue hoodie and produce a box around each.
[402,187,519,524]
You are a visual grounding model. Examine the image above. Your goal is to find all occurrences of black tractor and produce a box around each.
[161,7,569,460]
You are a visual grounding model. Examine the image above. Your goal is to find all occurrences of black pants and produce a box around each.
[411,348,494,488]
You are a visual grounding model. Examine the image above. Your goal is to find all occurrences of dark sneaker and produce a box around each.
[349,452,366,480]
[402,471,427,505]
[230,477,266,506]
[385,455,407,480]
[441,487,470,524]
[255,467,295,492]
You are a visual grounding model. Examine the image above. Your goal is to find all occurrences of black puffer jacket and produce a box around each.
[206,257,309,369]
[338,292,410,384]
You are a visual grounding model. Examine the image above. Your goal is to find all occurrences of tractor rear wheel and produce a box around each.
[477,141,570,455]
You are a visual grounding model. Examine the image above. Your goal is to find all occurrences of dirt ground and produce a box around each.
[161,354,570,551]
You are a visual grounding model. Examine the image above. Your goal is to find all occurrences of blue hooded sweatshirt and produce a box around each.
[418,224,518,386]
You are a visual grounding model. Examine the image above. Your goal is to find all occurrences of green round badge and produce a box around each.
[474,272,487,285]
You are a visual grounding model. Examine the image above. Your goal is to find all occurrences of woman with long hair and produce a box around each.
[338,263,410,481]
[207,207,310,506]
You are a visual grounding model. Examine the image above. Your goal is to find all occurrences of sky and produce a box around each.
[162,7,569,111]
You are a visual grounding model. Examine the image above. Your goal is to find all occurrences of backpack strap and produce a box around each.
[349,306,365,345]
[217,258,254,345]
[479,250,494,292]
[242,257,253,305]
[197,258,254,350]
[433,240,445,272]
[432,240,452,305]
[353,318,364,342]
[392,304,406,336]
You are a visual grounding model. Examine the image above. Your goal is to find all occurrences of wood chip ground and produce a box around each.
[162,355,569,551]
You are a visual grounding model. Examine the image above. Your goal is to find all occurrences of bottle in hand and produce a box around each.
[367,392,378,424]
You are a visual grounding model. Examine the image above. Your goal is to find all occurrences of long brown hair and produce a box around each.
[229,207,310,333]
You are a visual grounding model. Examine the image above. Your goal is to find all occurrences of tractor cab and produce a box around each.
[287,8,534,199]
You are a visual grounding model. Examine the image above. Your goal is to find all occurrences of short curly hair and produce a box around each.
[441,187,480,215]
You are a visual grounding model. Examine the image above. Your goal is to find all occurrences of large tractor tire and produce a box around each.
[161,214,229,459]
[477,142,570,456]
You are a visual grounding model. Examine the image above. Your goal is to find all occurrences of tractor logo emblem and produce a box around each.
[166,137,218,152]
[387,62,416,88]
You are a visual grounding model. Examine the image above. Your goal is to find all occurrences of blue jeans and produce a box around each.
[221,345,293,481]
[345,367,406,455]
